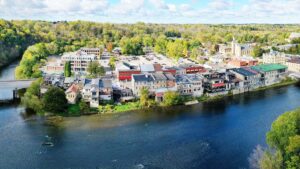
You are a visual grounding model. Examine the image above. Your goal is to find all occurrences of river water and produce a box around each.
[1,63,300,169]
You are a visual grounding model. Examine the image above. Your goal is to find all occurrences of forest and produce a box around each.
[0,19,300,79]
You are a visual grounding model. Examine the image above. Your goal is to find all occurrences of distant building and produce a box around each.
[43,59,64,75]
[61,51,97,75]
[179,64,206,74]
[251,64,287,86]
[231,38,255,57]
[286,57,300,72]
[218,44,232,56]
[262,50,287,65]
[80,48,101,59]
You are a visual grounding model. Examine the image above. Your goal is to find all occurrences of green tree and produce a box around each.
[87,61,105,78]
[79,100,90,114]
[261,109,300,169]
[21,78,43,114]
[251,46,265,58]
[64,61,71,77]
[162,91,180,106]
[42,87,68,114]
[140,87,150,108]
[109,56,117,70]
[154,35,168,55]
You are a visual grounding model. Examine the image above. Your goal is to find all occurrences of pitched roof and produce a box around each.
[232,67,258,76]
[66,84,80,93]
[132,74,154,82]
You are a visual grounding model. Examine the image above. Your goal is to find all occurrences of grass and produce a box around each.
[113,102,140,113]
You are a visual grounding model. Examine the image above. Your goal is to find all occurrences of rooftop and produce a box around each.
[132,74,154,82]
[232,67,258,76]
[251,64,287,72]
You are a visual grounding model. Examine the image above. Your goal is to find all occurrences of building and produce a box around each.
[262,50,287,65]
[175,74,204,97]
[179,64,206,74]
[80,48,101,59]
[203,72,227,93]
[232,38,255,57]
[116,62,141,81]
[218,44,232,56]
[61,51,97,75]
[231,67,262,90]
[81,78,113,107]
[286,57,300,72]
[65,84,81,104]
[228,56,258,68]
[131,73,176,97]
[251,64,288,86]
[43,59,64,75]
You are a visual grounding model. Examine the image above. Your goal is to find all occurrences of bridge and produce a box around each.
[0,79,35,89]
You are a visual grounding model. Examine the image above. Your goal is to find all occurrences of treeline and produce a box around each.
[1,19,300,78]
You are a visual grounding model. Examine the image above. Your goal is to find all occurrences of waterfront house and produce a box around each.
[203,72,227,94]
[251,64,288,86]
[65,84,80,104]
[82,78,113,107]
[175,74,204,97]
[230,67,262,91]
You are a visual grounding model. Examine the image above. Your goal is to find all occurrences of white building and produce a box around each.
[262,50,287,65]
[231,38,255,57]
[61,51,97,75]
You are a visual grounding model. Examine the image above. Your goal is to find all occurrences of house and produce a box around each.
[43,59,64,75]
[61,51,97,75]
[231,67,262,90]
[218,44,232,56]
[175,74,204,97]
[262,50,287,65]
[286,57,300,72]
[227,56,258,68]
[203,72,227,93]
[81,78,113,107]
[65,84,80,104]
[251,64,288,86]
[131,73,176,97]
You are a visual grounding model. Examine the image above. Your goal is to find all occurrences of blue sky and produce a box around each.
[1,0,300,23]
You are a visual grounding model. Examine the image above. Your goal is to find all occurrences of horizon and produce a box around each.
[1,0,300,24]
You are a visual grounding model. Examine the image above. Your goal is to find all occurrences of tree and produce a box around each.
[162,91,180,106]
[109,56,117,70]
[79,100,90,114]
[42,87,68,114]
[154,35,168,55]
[140,87,150,107]
[87,61,105,78]
[64,61,71,77]
[106,42,113,52]
[251,46,264,58]
[21,78,43,114]
[260,109,300,169]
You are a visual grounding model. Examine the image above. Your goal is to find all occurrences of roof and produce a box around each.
[100,79,112,88]
[66,84,80,93]
[132,74,154,82]
[140,64,155,72]
[287,57,300,64]
[152,73,167,81]
[232,67,257,76]
[64,77,75,84]
[251,64,287,72]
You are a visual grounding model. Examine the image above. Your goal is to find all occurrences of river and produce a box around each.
[0,63,300,169]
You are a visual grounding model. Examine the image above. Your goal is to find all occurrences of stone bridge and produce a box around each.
[0,79,35,89]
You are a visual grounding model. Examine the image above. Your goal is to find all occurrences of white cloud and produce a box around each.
[109,0,145,15]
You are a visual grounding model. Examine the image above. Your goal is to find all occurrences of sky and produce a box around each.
[0,0,300,24]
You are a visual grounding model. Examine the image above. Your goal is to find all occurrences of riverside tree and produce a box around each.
[259,109,300,169]
[87,61,105,78]
[42,87,68,114]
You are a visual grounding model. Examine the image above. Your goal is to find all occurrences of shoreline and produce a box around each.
[69,79,299,116]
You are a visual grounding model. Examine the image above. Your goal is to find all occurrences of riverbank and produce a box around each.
[65,78,298,116]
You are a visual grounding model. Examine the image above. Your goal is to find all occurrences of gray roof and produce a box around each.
[132,74,154,82]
